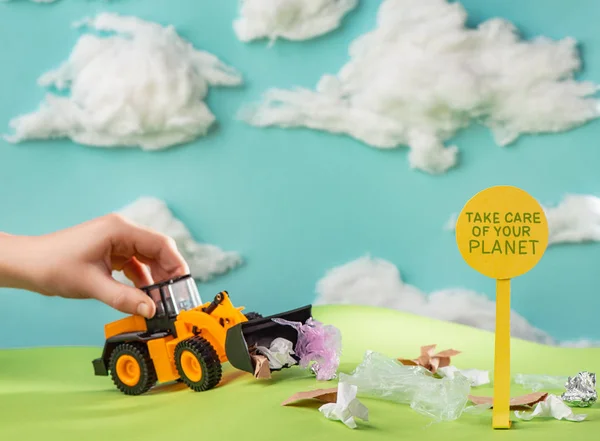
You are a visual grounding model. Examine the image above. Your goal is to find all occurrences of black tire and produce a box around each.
[174,336,222,392]
[108,342,157,395]
[244,312,263,321]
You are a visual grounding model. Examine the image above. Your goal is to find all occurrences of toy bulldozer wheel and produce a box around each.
[175,336,222,392]
[108,342,157,395]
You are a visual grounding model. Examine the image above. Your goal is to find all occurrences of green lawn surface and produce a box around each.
[1,305,598,441]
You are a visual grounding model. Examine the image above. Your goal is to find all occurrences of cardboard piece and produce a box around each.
[251,354,271,379]
[469,392,548,410]
[398,344,461,373]
[281,388,338,406]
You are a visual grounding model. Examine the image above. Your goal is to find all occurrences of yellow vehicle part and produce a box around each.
[93,277,313,396]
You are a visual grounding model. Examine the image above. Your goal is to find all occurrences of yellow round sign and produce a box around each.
[455,185,549,280]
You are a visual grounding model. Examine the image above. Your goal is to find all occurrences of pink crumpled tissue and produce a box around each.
[272,317,342,380]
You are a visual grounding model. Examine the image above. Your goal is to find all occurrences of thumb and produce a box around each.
[91,274,156,319]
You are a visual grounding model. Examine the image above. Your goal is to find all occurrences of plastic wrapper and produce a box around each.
[256,338,298,369]
[463,403,494,415]
[514,373,568,391]
[561,372,597,407]
[271,317,342,380]
[311,364,336,379]
[338,351,471,422]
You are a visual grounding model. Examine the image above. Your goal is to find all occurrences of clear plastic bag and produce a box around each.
[272,317,342,380]
[514,374,568,391]
[339,351,471,422]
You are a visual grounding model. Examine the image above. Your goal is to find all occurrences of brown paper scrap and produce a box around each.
[251,354,271,379]
[281,388,338,406]
[398,344,461,373]
[468,392,548,410]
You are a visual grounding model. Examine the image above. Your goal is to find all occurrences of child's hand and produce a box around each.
[0,213,189,318]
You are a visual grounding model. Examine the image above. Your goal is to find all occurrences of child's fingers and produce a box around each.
[133,254,180,285]
[90,272,156,318]
[106,214,189,279]
[112,255,153,288]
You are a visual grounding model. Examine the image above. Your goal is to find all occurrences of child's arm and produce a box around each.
[0,214,189,318]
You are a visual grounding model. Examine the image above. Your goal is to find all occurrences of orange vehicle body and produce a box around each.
[101,293,248,384]
[93,274,312,395]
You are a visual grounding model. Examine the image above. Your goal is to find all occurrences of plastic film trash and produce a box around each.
[339,351,471,422]
[271,317,342,380]
[514,373,569,391]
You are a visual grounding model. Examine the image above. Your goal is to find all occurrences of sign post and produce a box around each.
[455,186,549,429]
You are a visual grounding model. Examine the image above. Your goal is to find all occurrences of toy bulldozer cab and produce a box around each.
[92,274,311,395]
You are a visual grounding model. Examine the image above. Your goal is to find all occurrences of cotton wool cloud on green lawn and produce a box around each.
[240,0,600,174]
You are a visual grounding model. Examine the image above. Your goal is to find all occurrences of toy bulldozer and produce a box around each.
[92,274,312,395]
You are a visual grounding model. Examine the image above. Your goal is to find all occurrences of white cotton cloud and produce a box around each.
[4,13,242,150]
[239,0,600,174]
[545,194,600,244]
[233,0,358,43]
[113,197,242,285]
[445,194,600,245]
[315,255,597,347]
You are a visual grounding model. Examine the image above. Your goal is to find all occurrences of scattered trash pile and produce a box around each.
[277,342,595,430]
[248,317,343,381]
[236,314,594,430]
[514,371,597,410]
[250,338,298,379]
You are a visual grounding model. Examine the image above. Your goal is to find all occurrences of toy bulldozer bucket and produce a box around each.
[225,305,312,374]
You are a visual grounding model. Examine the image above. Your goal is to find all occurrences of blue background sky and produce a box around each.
[0,0,599,348]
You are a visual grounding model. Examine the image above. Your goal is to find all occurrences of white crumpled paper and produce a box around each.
[319,382,369,429]
[256,338,298,369]
[514,394,587,422]
[437,366,490,387]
